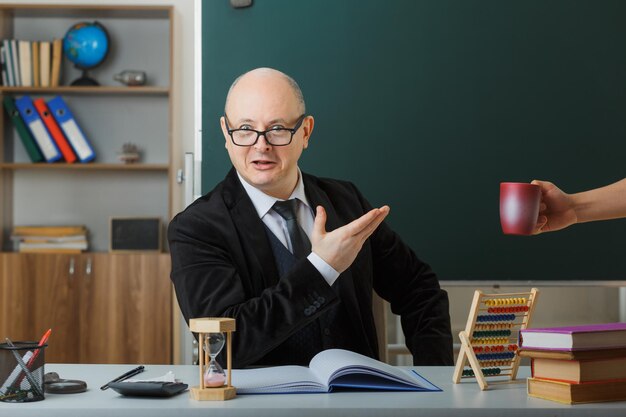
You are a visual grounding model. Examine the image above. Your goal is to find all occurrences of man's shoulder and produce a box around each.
[170,171,240,229]
[302,172,359,194]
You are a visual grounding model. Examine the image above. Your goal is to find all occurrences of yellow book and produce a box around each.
[32,41,39,87]
[19,247,83,254]
[13,225,87,237]
[39,41,50,87]
[50,38,62,87]
[528,377,626,404]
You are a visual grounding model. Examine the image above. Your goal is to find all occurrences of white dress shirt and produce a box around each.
[237,170,340,286]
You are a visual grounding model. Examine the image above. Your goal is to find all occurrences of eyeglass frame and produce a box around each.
[223,114,307,147]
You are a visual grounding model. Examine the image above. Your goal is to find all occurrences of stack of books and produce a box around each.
[0,38,63,87]
[519,323,626,404]
[11,225,89,253]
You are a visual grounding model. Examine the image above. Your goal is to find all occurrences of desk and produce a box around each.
[2,364,626,416]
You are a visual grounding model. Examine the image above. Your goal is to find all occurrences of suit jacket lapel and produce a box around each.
[223,168,280,290]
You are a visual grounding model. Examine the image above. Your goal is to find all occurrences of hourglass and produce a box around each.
[203,333,225,387]
[189,318,237,401]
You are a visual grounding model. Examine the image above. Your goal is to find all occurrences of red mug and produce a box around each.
[499,182,541,235]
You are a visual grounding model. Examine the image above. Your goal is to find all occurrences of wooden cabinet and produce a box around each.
[0,252,171,364]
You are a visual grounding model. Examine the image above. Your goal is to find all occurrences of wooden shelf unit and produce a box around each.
[0,4,175,364]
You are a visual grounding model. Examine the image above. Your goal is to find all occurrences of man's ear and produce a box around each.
[302,115,315,149]
[220,116,229,148]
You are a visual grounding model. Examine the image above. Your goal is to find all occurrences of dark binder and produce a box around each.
[3,96,43,162]
[14,95,61,162]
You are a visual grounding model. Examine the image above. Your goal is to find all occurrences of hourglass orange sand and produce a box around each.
[453,288,539,390]
[189,318,237,401]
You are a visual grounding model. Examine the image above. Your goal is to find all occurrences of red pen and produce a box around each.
[28,328,52,367]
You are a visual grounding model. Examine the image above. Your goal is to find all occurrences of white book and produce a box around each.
[10,39,20,86]
[18,40,31,87]
[19,240,88,250]
[39,41,50,87]
[231,349,440,394]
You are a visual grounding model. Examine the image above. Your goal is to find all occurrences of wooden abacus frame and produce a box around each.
[453,288,539,390]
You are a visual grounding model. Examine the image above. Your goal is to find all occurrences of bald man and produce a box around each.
[168,68,453,368]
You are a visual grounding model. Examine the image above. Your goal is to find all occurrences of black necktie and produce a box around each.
[273,199,312,259]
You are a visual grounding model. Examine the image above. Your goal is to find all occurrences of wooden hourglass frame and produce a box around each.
[189,317,236,401]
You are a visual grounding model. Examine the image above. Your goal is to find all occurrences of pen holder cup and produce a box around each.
[0,341,47,402]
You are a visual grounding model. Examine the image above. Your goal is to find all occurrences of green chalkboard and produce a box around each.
[202,0,626,281]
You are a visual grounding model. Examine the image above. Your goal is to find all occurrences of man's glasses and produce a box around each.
[224,114,306,146]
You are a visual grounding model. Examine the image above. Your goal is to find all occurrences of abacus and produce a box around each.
[452,288,539,390]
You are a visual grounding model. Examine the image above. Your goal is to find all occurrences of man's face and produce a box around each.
[221,71,313,199]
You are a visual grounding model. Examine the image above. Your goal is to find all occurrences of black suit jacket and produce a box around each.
[168,168,453,367]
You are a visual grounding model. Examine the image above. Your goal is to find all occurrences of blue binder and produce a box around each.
[14,95,61,162]
[47,96,95,163]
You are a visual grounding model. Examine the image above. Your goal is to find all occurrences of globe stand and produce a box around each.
[71,68,99,86]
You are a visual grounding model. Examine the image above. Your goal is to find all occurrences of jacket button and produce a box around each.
[317,296,325,304]
[313,301,321,308]
[324,328,331,336]
[304,307,312,316]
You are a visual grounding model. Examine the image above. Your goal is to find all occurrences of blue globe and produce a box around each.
[63,21,109,70]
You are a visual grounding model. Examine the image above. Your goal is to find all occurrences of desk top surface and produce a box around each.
[2,364,626,417]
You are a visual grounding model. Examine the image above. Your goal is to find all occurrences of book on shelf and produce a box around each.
[48,96,96,162]
[2,40,14,86]
[10,39,20,87]
[527,376,626,404]
[18,40,32,87]
[18,240,88,252]
[3,96,44,162]
[33,98,77,163]
[230,349,441,394]
[18,247,84,254]
[14,95,62,162]
[13,235,89,244]
[519,348,626,383]
[39,41,50,87]
[0,45,7,86]
[12,225,88,253]
[32,41,40,87]
[520,323,626,351]
[50,38,62,87]
[13,225,87,237]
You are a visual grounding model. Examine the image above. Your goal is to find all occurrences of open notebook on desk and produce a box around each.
[231,349,441,394]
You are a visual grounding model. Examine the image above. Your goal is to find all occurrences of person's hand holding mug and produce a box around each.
[530,180,577,234]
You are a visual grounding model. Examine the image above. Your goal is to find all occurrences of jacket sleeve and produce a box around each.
[350,184,454,366]
[168,206,338,368]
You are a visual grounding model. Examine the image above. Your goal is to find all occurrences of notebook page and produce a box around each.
[309,349,431,388]
[231,365,325,393]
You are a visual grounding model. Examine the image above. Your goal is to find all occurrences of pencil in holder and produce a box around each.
[0,341,47,402]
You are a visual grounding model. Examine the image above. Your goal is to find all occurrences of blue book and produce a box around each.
[47,96,95,163]
[14,95,61,162]
[230,349,442,394]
